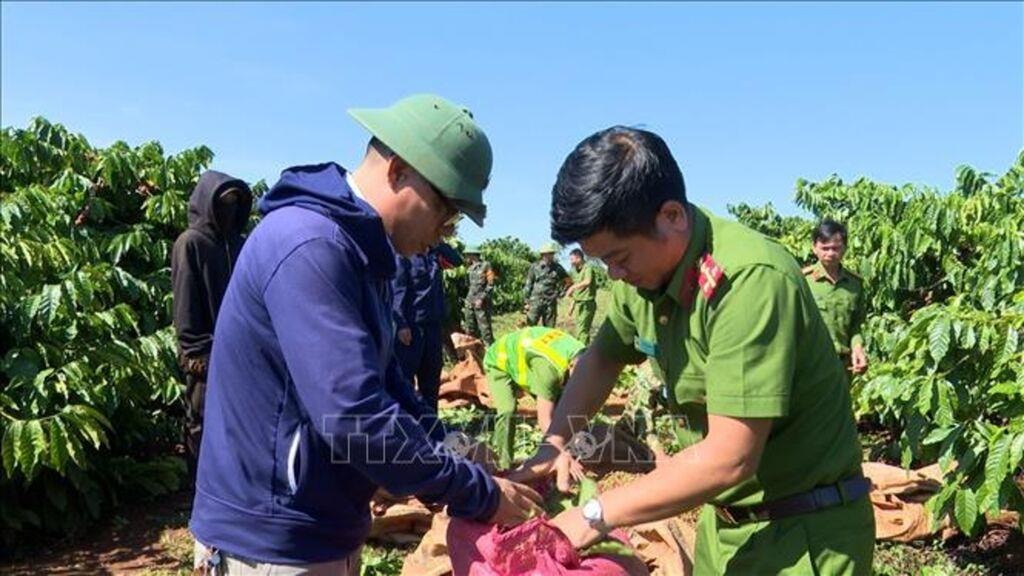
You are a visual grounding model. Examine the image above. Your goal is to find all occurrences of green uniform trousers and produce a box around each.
[463,300,494,345]
[693,497,875,575]
[572,300,596,345]
[527,298,558,327]
[488,370,519,470]
[487,358,562,470]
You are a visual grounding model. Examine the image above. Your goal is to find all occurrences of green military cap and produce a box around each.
[538,241,560,254]
[463,244,482,254]
[348,94,492,226]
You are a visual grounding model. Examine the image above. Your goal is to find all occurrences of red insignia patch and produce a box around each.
[678,266,699,309]
[697,254,724,299]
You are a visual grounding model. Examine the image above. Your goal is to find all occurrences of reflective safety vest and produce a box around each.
[483,327,584,390]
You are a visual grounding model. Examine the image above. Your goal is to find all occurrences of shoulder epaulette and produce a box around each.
[698,253,725,299]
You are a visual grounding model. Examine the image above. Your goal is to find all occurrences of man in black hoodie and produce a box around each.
[170,170,253,475]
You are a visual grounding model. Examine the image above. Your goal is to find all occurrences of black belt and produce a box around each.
[715,476,871,525]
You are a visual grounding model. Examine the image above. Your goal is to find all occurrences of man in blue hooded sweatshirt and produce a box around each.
[190,94,542,574]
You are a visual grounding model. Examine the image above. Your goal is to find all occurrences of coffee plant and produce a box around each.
[0,118,219,545]
[729,153,1024,535]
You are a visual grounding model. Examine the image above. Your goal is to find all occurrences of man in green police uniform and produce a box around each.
[804,219,868,376]
[484,327,584,469]
[511,127,874,575]
[463,245,496,345]
[566,248,599,344]
[523,242,570,327]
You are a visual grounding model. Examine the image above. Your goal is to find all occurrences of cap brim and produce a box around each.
[453,199,486,227]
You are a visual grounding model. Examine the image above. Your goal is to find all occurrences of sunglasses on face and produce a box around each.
[426,181,463,227]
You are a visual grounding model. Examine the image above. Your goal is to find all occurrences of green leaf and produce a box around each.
[1010,432,1024,473]
[27,419,47,467]
[576,476,598,506]
[954,487,980,536]
[66,404,112,431]
[583,539,635,558]
[999,326,1020,366]
[985,433,1011,502]
[63,422,86,468]
[922,425,954,446]
[2,420,22,477]
[915,378,935,414]
[934,380,955,426]
[63,409,106,450]
[17,420,37,476]
[48,419,69,472]
[37,284,63,324]
[928,317,951,363]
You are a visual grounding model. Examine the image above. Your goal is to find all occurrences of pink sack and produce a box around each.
[448,517,649,576]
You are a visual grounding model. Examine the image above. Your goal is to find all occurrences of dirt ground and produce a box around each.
[2,489,194,576]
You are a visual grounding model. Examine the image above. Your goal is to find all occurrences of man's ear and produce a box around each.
[385,155,410,191]
[658,200,689,236]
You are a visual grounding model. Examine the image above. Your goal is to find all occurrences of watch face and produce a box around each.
[582,499,602,521]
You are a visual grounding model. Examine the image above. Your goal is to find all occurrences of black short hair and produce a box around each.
[569,248,584,258]
[367,136,395,159]
[812,219,848,244]
[551,126,687,243]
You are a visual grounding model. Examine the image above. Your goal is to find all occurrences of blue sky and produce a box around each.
[3,2,1021,250]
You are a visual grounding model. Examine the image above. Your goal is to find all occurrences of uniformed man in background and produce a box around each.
[566,247,599,344]
[463,245,495,345]
[523,241,570,327]
[483,326,585,469]
[804,219,868,376]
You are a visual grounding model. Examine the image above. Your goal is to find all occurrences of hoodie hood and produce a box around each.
[259,162,396,278]
[188,170,254,238]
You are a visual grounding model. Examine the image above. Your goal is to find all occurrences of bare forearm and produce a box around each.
[543,348,623,447]
[600,440,751,527]
[536,398,555,436]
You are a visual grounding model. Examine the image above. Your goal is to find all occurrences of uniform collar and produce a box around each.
[639,204,708,306]
[810,261,851,285]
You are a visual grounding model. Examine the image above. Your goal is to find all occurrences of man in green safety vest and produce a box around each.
[483,327,585,469]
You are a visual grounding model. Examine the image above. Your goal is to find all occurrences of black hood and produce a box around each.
[188,170,254,238]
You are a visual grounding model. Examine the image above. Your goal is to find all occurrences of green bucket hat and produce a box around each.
[348,94,492,226]
[463,244,482,255]
[539,241,560,254]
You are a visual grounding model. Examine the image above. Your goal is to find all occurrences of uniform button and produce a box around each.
[658,315,668,325]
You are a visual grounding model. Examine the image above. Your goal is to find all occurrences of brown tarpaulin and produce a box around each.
[862,462,954,542]
[438,333,492,409]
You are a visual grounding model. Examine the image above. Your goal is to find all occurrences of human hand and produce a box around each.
[466,441,498,475]
[851,345,868,374]
[507,443,585,493]
[488,477,544,527]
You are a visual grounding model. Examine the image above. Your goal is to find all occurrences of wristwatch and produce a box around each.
[581,498,611,534]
